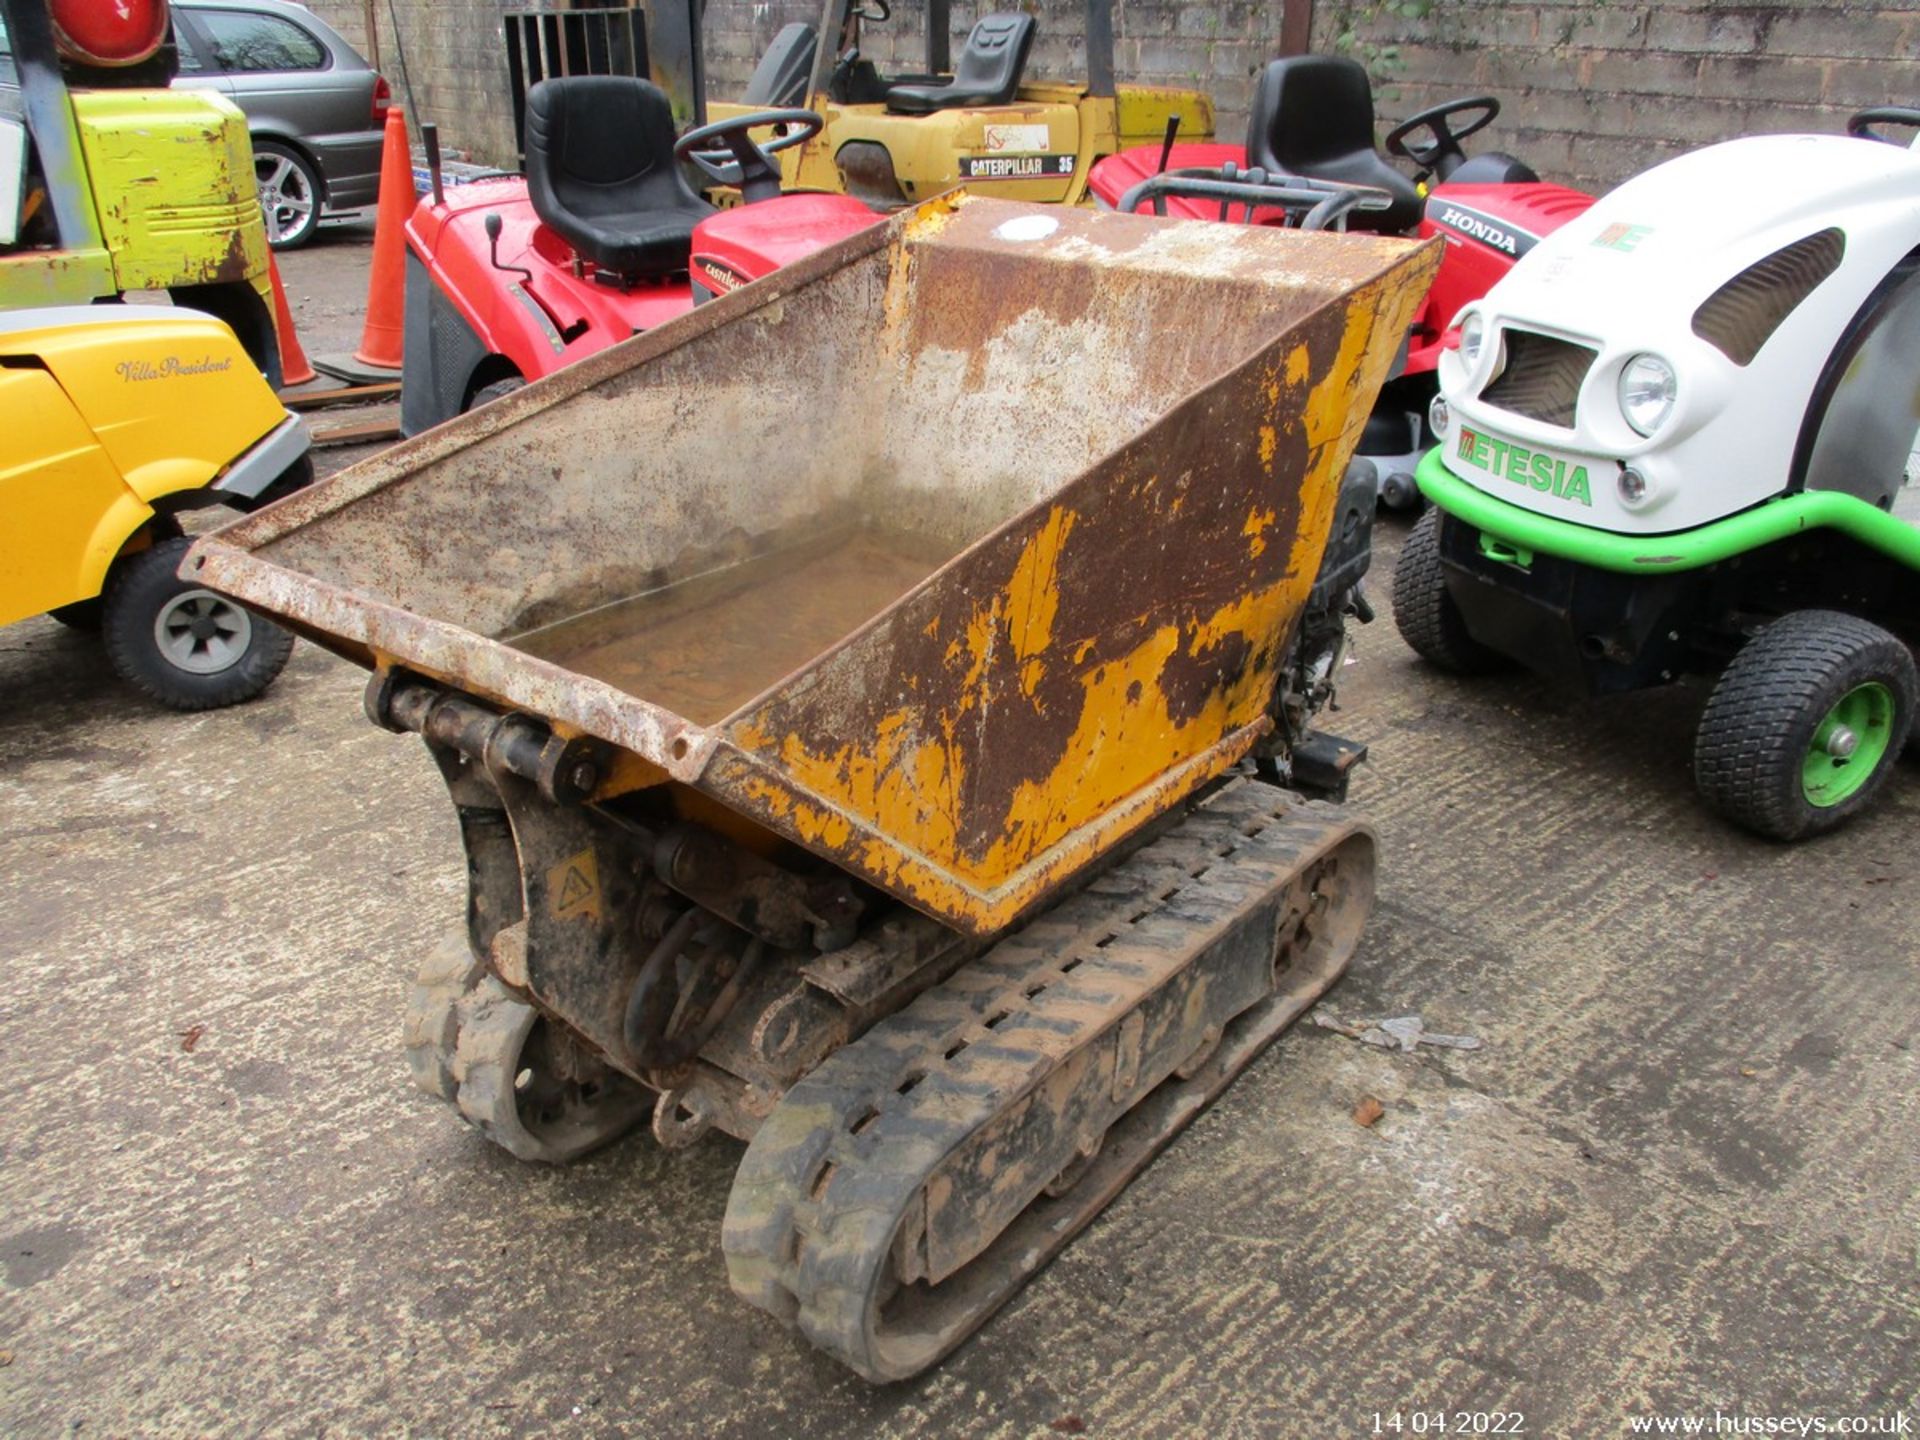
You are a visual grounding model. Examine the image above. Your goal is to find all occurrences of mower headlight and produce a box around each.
[1619,353,1678,437]
[1428,393,1452,440]
[1458,312,1487,368]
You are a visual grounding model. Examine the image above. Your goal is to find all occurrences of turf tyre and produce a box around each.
[1391,508,1508,674]
[1694,609,1916,841]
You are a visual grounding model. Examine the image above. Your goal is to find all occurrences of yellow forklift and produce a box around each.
[0,0,281,379]
[705,0,1214,207]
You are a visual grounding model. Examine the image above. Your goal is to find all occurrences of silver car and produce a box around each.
[172,0,389,248]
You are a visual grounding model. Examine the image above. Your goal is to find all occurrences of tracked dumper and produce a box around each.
[187,194,1437,1380]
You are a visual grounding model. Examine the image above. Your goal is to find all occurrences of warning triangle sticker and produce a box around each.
[557,865,592,910]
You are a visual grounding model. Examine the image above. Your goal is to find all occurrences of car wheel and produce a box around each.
[103,537,295,710]
[1391,508,1509,674]
[255,140,323,250]
[1693,609,1916,841]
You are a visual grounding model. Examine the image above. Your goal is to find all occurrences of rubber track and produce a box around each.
[722,779,1366,1380]
[402,930,487,1101]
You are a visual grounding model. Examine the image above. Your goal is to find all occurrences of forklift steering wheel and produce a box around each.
[675,110,825,203]
[1847,106,1920,144]
[1384,96,1500,180]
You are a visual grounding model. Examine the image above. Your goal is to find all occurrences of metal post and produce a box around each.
[648,0,707,127]
[1085,0,1114,99]
[362,0,381,72]
[1281,0,1314,56]
[927,0,950,75]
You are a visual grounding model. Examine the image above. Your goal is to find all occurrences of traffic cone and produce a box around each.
[267,252,315,388]
[350,102,411,372]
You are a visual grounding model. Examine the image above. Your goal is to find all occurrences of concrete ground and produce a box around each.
[0,232,1914,1439]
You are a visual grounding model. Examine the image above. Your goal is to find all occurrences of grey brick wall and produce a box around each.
[705,0,1920,195]
[306,2,1920,193]
[305,0,522,163]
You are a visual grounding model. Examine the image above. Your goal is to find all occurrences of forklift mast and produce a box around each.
[1,0,278,375]
[1,0,102,251]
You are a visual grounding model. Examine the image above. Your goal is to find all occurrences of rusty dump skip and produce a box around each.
[190,194,1438,935]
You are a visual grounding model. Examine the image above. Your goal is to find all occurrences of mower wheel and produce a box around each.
[469,376,527,412]
[1392,508,1508,674]
[103,537,294,711]
[1694,609,1916,841]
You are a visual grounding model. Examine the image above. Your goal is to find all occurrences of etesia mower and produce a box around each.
[1396,108,1920,841]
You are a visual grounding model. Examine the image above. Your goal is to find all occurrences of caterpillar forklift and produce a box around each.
[0,0,280,380]
[706,0,1215,208]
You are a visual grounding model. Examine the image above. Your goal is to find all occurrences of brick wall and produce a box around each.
[705,1,1920,195]
[304,0,523,164]
[306,2,1920,192]
[1315,1,1920,195]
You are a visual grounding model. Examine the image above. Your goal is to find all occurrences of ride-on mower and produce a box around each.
[1089,54,1594,509]
[399,84,878,434]
[0,306,309,708]
[1396,109,1920,841]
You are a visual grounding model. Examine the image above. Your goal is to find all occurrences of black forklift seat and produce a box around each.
[523,76,716,278]
[744,22,817,107]
[1243,55,1424,232]
[885,13,1035,114]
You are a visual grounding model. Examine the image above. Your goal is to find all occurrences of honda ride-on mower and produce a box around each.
[1396,108,1920,841]
[1089,54,1594,508]
[399,79,878,434]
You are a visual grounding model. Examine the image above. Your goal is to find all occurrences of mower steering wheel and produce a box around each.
[1848,106,1920,145]
[1384,96,1500,180]
[675,109,824,203]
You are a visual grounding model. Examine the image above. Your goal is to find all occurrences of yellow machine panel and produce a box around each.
[70,90,272,295]
[716,84,1215,208]
[0,365,136,624]
[0,306,290,623]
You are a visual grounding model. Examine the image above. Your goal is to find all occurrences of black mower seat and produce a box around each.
[886,13,1034,114]
[1244,55,1424,233]
[1446,151,1539,186]
[524,76,716,278]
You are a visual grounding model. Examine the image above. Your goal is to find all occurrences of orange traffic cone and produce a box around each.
[351,103,411,372]
[267,252,316,388]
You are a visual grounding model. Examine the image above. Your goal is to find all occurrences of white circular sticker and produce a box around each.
[993,215,1061,243]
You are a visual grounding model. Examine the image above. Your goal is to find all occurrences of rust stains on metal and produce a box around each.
[186,192,1440,936]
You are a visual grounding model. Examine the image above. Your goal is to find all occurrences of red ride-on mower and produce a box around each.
[1089,54,1594,508]
[399,78,879,435]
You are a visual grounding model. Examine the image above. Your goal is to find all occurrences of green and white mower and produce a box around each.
[1394,109,1920,840]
